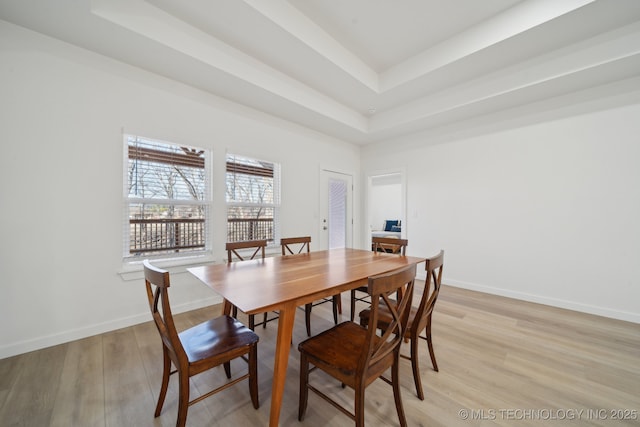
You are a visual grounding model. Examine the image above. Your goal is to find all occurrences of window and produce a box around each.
[124,135,210,259]
[226,154,280,243]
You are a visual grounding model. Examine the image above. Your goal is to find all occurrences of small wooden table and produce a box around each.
[188,248,424,427]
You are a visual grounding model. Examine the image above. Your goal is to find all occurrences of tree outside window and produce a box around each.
[226,154,280,243]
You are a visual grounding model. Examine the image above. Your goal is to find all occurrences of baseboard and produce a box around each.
[0,295,222,360]
[445,279,639,324]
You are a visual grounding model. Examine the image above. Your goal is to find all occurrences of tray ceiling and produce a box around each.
[2,0,640,144]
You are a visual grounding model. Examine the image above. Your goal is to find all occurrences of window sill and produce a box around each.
[119,252,216,282]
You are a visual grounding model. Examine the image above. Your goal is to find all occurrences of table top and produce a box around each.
[188,248,424,315]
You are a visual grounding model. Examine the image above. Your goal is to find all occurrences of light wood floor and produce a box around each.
[1,284,639,427]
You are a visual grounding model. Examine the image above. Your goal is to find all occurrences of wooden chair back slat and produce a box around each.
[362,265,415,371]
[281,236,311,255]
[412,250,444,335]
[226,239,267,262]
[372,236,408,255]
[143,260,186,364]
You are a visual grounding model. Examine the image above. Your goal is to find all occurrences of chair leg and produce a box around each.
[426,322,439,372]
[249,343,259,409]
[154,346,171,417]
[354,384,365,427]
[392,355,408,427]
[350,289,356,321]
[410,334,424,400]
[305,303,312,337]
[176,371,190,427]
[332,295,339,324]
[298,354,309,421]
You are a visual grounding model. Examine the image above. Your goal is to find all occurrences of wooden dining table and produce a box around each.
[188,247,424,427]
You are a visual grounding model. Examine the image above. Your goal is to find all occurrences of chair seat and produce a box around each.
[298,322,384,387]
[180,315,259,371]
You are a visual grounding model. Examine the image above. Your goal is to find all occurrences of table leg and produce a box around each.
[269,302,296,427]
[222,298,232,316]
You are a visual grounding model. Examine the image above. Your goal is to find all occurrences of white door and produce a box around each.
[319,170,353,250]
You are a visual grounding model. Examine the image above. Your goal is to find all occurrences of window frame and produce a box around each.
[225,153,281,246]
[123,134,212,263]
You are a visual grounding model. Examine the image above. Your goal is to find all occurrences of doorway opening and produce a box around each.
[366,170,405,247]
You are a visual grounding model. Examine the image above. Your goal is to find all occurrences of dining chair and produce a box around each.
[359,250,444,400]
[280,236,341,336]
[350,237,408,321]
[280,236,311,255]
[143,260,259,427]
[298,264,416,427]
[226,239,267,262]
[225,239,278,330]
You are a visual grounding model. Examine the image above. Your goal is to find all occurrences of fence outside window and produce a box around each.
[129,217,274,254]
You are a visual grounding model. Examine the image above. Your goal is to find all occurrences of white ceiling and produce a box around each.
[2,0,640,144]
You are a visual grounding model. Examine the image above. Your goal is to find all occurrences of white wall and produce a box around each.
[362,102,640,323]
[0,22,360,358]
